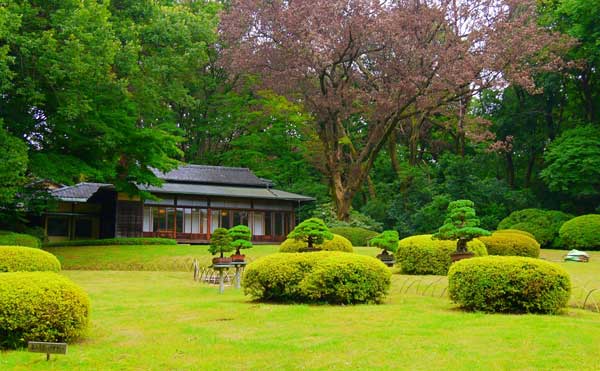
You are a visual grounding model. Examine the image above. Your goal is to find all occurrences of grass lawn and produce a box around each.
[3,245,599,370]
[2,270,600,371]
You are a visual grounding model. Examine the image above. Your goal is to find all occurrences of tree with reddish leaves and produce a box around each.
[221,0,567,221]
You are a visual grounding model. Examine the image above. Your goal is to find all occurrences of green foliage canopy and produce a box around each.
[434,200,491,252]
[368,230,399,254]
[208,228,233,257]
[287,218,334,249]
[228,225,253,254]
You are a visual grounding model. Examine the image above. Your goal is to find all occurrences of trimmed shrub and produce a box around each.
[559,214,600,251]
[0,231,41,248]
[44,237,177,247]
[494,229,536,240]
[497,209,572,248]
[0,246,61,272]
[329,227,378,247]
[397,235,487,275]
[448,256,571,314]
[479,232,540,258]
[0,272,91,348]
[243,251,391,304]
[279,234,353,253]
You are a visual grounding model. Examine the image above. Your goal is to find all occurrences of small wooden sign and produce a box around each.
[28,342,67,360]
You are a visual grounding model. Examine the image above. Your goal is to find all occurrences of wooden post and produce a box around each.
[206,208,212,240]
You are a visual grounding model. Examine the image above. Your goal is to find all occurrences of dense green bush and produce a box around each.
[0,231,41,248]
[448,256,571,314]
[0,246,61,272]
[479,232,540,258]
[279,234,353,253]
[397,235,487,275]
[494,229,536,240]
[44,237,177,247]
[0,272,91,348]
[243,252,391,304]
[329,227,378,246]
[497,209,572,248]
[559,214,600,250]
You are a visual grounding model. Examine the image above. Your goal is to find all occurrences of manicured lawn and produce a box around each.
[43,244,380,271]
[4,245,597,369]
[2,270,600,370]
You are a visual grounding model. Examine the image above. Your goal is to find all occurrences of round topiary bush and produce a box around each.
[0,246,61,272]
[494,229,536,241]
[497,209,572,248]
[559,214,600,251]
[0,272,91,348]
[329,227,378,247]
[0,231,41,248]
[243,251,391,304]
[448,256,571,314]
[279,234,353,253]
[396,235,487,275]
[479,232,540,258]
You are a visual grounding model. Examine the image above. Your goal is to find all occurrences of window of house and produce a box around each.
[47,217,69,237]
[233,211,249,226]
[274,212,284,236]
[74,218,93,238]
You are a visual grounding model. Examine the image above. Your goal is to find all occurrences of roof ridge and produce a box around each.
[184,164,251,171]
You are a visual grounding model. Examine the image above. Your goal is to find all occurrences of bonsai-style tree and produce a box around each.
[287,218,333,250]
[434,200,491,253]
[209,228,234,258]
[228,225,253,255]
[369,230,399,257]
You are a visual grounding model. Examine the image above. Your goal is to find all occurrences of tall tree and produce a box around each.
[221,0,566,220]
[0,0,219,192]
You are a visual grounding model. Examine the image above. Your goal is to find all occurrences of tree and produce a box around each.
[0,1,219,192]
[222,0,567,220]
[0,121,27,205]
[287,218,333,250]
[369,231,399,256]
[434,200,491,253]
[208,228,234,258]
[228,225,252,255]
[540,126,600,203]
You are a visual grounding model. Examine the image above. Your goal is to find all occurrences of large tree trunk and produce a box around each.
[506,152,515,189]
[524,152,536,188]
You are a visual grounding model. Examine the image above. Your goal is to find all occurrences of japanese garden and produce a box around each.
[1,0,600,370]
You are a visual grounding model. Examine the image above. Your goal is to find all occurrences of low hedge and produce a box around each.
[329,227,378,247]
[559,214,600,251]
[0,246,61,272]
[44,237,177,247]
[279,234,353,253]
[0,231,41,248]
[448,256,571,314]
[243,251,391,304]
[0,272,91,348]
[396,235,487,275]
[479,232,540,258]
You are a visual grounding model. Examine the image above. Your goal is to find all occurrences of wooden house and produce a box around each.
[42,165,314,243]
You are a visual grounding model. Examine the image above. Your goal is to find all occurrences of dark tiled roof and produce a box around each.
[152,165,268,187]
[138,183,315,202]
[51,182,112,202]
